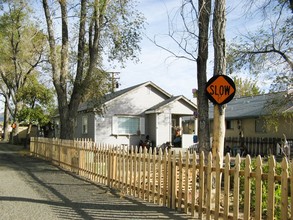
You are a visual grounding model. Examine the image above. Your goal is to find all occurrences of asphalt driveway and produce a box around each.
[0,142,195,220]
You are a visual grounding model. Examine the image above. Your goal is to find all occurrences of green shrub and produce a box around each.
[238,156,287,219]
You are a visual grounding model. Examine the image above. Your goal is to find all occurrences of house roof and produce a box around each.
[145,95,197,114]
[78,81,172,112]
[103,81,172,104]
[209,91,293,119]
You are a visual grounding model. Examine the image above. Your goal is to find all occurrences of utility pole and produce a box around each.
[110,72,120,93]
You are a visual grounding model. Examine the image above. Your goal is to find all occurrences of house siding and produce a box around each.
[76,112,95,140]
[58,82,198,147]
[209,92,293,140]
[167,99,196,115]
[94,85,168,146]
[274,117,293,139]
[157,112,172,146]
[211,117,293,139]
[107,85,168,115]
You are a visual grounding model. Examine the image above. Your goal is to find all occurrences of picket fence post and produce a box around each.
[184,150,189,213]
[214,152,221,219]
[267,156,276,220]
[198,151,204,219]
[223,153,230,219]
[171,149,177,209]
[233,154,240,219]
[178,150,183,211]
[281,158,288,219]
[206,152,212,220]
[243,155,251,219]
[190,151,197,217]
[255,156,263,219]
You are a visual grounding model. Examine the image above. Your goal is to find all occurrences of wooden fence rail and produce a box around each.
[30,137,292,219]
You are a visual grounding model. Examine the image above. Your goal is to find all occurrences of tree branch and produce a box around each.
[42,0,60,88]
[152,34,196,61]
[241,47,293,71]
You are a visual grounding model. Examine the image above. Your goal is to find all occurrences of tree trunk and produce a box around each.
[3,98,10,141]
[58,99,79,140]
[11,102,21,144]
[24,123,32,149]
[59,116,75,140]
[212,0,226,164]
[212,105,225,162]
[43,0,72,140]
[42,0,101,140]
[197,0,212,155]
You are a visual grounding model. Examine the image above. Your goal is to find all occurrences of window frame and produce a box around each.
[82,115,88,134]
[226,120,234,130]
[112,115,145,135]
[255,118,266,133]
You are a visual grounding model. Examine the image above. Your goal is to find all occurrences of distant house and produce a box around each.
[54,81,197,147]
[209,91,293,140]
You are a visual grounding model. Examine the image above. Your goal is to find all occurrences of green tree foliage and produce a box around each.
[263,92,293,132]
[232,76,264,98]
[0,1,47,142]
[16,74,54,126]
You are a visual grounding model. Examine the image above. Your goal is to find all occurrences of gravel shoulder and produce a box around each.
[0,142,195,220]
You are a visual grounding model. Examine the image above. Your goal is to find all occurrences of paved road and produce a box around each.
[0,143,195,220]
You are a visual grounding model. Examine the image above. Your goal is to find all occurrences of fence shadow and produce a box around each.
[1,143,193,219]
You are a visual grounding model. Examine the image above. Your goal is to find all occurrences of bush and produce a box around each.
[238,156,287,219]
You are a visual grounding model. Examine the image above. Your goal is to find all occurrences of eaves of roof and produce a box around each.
[209,92,292,119]
[77,81,172,112]
[102,81,172,105]
[145,95,197,114]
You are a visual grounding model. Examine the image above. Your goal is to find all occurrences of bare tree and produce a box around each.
[227,0,292,92]
[212,0,226,163]
[197,0,212,154]
[42,0,144,139]
[153,0,212,155]
[227,0,292,134]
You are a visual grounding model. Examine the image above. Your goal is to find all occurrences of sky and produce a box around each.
[108,0,263,100]
[0,0,266,112]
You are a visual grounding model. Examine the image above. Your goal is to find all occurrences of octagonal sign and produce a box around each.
[205,75,236,105]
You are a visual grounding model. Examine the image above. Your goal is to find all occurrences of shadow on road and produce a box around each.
[0,142,195,219]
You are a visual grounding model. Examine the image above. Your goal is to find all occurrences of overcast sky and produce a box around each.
[108,0,264,100]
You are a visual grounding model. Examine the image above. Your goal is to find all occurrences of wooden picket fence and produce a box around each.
[30,137,293,219]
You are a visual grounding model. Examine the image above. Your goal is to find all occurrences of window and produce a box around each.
[182,116,195,134]
[82,116,88,134]
[255,118,266,133]
[112,116,145,135]
[226,120,234,130]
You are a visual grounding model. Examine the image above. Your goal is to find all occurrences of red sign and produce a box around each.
[206,75,236,105]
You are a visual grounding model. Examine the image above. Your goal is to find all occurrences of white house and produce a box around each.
[55,81,198,148]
